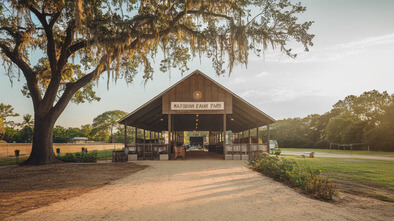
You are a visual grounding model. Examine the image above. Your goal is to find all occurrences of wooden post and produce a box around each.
[248,129,251,144]
[256,127,259,151]
[149,130,152,159]
[143,129,146,160]
[168,114,171,160]
[223,114,227,156]
[241,131,244,159]
[135,127,138,155]
[124,123,127,148]
[248,128,251,158]
[267,122,270,153]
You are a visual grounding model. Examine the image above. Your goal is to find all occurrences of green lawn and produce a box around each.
[282,148,394,157]
[0,156,28,166]
[94,149,123,160]
[286,156,394,191]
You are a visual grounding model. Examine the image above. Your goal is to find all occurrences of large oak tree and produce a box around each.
[0,0,313,164]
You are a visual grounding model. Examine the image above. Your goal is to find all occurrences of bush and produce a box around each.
[57,151,97,163]
[250,155,335,200]
[270,148,281,156]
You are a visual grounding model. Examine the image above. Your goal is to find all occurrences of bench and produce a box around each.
[301,152,315,158]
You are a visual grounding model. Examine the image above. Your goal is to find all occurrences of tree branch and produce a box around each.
[50,60,107,120]
[25,2,58,75]
[49,12,62,28]
[0,42,42,109]
[58,22,76,69]
[187,10,235,26]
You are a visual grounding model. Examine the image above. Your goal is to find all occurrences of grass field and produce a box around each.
[0,156,28,166]
[284,155,394,201]
[282,148,394,157]
[95,149,122,160]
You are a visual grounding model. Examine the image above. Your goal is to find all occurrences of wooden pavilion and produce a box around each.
[118,70,276,160]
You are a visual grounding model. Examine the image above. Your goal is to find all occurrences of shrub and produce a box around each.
[250,155,335,200]
[270,148,281,156]
[57,151,97,163]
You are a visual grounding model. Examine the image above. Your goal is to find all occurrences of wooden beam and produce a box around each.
[267,121,270,153]
[124,123,127,148]
[168,114,171,160]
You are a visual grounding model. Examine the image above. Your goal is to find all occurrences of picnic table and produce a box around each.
[301,152,315,158]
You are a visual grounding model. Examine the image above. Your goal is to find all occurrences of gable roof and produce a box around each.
[118,70,276,132]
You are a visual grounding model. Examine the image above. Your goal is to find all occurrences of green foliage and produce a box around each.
[270,148,281,157]
[250,155,335,200]
[53,125,98,143]
[269,90,394,151]
[53,126,68,143]
[2,126,33,143]
[14,126,33,143]
[92,110,127,142]
[0,103,19,127]
[57,152,97,163]
[0,118,4,140]
[21,114,34,128]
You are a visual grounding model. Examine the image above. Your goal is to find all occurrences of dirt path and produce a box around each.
[281,151,394,161]
[10,160,393,221]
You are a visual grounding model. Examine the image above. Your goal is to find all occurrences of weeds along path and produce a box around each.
[11,160,394,221]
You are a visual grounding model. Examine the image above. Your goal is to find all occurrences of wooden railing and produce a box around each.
[125,143,168,160]
[224,143,268,160]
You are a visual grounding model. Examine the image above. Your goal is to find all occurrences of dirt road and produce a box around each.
[10,160,393,221]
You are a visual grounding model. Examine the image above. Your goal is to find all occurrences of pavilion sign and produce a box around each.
[171,102,224,110]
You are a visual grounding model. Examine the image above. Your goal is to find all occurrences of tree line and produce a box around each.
[267,90,394,151]
[0,108,132,144]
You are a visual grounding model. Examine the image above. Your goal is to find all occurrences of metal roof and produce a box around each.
[118,70,276,132]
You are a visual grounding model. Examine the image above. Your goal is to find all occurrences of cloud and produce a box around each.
[225,71,272,86]
[226,76,249,86]
[256,72,271,77]
[252,33,394,63]
[238,88,315,103]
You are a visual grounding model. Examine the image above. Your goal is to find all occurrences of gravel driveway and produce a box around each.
[11,160,393,221]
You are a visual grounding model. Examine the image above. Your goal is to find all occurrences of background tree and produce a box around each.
[0,0,313,164]
[269,90,393,151]
[14,126,34,143]
[0,118,5,140]
[364,103,394,151]
[80,124,93,140]
[0,103,20,127]
[21,114,35,128]
[92,110,127,143]
[53,125,68,143]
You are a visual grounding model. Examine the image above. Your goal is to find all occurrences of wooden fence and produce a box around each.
[0,143,124,157]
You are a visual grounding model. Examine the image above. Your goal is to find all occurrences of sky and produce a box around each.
[1,0,394,128]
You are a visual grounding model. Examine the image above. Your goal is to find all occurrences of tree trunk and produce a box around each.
[23,114,62,165]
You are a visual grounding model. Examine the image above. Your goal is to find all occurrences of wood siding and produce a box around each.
[162,73,232,114]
